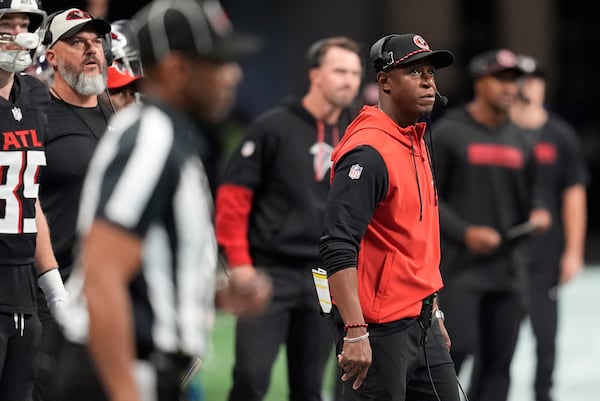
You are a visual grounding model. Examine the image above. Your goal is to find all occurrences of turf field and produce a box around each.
[198,313,336,401]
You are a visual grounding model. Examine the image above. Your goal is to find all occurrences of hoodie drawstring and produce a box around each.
[13,312,25,336]
[315,120,339,181]
[409,134,424,221]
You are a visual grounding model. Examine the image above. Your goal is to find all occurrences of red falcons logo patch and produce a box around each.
[413,35,431,51]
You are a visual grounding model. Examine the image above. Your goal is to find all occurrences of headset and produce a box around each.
[42,10,113,66]
[370,34,400,72]
[371,34,449,106]
[306,36,363,70]
[306,38,328,68]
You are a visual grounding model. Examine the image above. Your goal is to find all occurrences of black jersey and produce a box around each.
[0,74,50,313]
[526,115,589,266]
[218,98,355,267]
[39,95,112,279]
[433,107,541,290]
[63,98,217,359]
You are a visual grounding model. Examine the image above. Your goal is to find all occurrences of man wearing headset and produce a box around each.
[319,33,459,401]
[0,1,68,400]
[35,8,112,401]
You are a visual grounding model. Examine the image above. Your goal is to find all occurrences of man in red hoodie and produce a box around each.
[319,33,459,401]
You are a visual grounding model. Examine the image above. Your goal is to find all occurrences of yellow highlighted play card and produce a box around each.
[311,267,332,313]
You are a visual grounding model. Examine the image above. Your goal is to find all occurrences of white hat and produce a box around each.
[46,8,110,48]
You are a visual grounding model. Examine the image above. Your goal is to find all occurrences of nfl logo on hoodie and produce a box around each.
[348,164,363,180]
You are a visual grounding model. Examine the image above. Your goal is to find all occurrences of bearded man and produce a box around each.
[34,8,113,401]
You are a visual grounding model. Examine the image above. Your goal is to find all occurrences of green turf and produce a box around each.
[199,313,336,401]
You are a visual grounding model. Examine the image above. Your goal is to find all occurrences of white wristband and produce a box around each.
[38,268,68,314]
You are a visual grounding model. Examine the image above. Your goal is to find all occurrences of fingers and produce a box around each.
[338,353,370,390]
[340,362,369,389]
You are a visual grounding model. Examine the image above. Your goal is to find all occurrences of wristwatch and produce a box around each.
[433,309,445,322]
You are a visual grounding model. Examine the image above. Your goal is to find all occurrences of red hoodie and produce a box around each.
[332,106,443,323]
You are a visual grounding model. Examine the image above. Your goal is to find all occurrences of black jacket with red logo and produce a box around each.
[432,107,543,290]
[216,98,356,268]
[525,115,589,268]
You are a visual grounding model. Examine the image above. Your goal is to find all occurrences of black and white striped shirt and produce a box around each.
[63,99,217,359]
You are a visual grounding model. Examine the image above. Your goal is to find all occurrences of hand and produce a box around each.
[529,208,552,233]
[464,226,501,255]
[437,319,451,351]
[337,331,372,390]
[216,265,272,316]
[560,251,584,284]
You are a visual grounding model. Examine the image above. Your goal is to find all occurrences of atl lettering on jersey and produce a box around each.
[2,129,43,150]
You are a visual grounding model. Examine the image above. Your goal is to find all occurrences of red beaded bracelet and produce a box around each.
[344,323,368,331]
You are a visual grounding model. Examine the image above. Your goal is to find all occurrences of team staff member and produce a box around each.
[53,0,268,400]
[510,55,589,401]
[216,36,362,401]
[106,64,140,110]
[319,33,459,401]
[432,49,551,401]
[35,9,113,401]
[0,1,68,399]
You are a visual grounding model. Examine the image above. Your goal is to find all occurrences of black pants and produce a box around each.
[228,266,332,401]
[54,340,192,401]
[527,263,559,401]
[439,283,525,401]
[334,315,459,401]
[0,312,42,401]
[33,288,61,401]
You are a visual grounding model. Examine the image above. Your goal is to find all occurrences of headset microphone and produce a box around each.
[435,90,448,107]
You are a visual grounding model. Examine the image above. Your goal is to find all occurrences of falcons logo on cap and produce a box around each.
[413,35,431,51]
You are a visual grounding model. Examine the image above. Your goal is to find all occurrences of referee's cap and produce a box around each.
[132,0,260,65]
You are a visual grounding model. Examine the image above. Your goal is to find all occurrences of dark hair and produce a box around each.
[306,36,361,68]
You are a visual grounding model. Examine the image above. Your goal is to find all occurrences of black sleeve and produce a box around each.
[219,118,279,189]
[558,121,590,188]
[432,119,471,241]
[320,145,388,275]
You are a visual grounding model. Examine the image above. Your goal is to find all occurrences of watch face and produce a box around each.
[434,310,445,321]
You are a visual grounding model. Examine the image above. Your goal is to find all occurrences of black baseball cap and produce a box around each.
[469,49,525,79]
[517,54,546,78]
[370,33,454,72]
[132,0,260,65]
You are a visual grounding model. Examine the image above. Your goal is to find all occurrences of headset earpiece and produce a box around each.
[306,38,328,68]
[370,34,398,72]
[103,32,113,66]
[41,11,113,66]
[41,11,60,47]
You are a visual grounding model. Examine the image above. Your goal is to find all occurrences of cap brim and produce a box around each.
[59,19,112,42]
[475,66,526,79]
[210,32,262,61]
[406,50,455,69]
[108,74,141,89]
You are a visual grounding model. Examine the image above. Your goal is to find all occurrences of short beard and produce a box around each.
[57,59,107,96]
